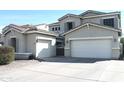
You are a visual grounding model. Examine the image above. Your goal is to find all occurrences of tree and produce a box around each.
[120,38,124,44]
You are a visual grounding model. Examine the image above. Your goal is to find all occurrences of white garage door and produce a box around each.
[71,39,112,58]
[36,40,51,58]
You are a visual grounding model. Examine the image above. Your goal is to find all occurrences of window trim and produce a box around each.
[103,18,114,27]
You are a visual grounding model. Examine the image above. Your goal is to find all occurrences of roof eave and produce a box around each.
[58,14,81,21]
[25,31,59,37]
[81,12,121,19]
[2,27,25,35]
[49,22,60,26]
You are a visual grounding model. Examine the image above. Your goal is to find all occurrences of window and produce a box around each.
[118,32,121,36]
[56,42,62,46]
[67,22,73,30]
[58,27,60,30]
[55,27,57,31]
[103,18,114,27]
[10,38,16,52]
[52,28,54,31]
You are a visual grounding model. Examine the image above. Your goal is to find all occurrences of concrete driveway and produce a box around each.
[0,57,124,82]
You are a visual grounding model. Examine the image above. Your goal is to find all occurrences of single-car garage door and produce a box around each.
[36,40,52,58]
[71,39,112,58]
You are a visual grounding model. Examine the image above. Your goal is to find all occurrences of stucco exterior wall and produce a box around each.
[26,33,56,57]
[59,16,81,33]
[64,25,120,59]
[3,30,26,53]
[82,15,120,29]
[26,34,36,56]
[3,30,57,58]
[36,34,56,57]
[49,25,60,31]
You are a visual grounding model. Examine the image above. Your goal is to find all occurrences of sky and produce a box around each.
[0,10,123,34]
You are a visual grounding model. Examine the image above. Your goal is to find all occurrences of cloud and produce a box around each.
[0,25,5,33]
[0,25,5,29]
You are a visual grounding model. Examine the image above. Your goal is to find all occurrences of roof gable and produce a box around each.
[2,26,24,35]
[62,23,121,35]
[2,24,58,37]
[58,14,80,21]
[2,24,38,35]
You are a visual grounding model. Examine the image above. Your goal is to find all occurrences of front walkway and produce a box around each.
[0,57,124,82]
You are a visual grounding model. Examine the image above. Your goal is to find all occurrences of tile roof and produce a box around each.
[2,24,38,33]
[2,24,58,37]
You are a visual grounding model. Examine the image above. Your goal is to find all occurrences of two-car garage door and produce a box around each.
[71,39,112,58]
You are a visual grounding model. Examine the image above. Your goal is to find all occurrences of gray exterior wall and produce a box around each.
[64,25,120,59]
[59,16,81,33]
[2,30,56,58]
[49,24,61,33]
[26,33,56,57]
[82,15,120,29]
[35,34,56,57]
[50,12,121,34]
[26,33,36,56]
[3,30,26,53]
[49,16,82,33]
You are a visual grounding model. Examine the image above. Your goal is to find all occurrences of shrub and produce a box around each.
[0,46,15,65]
[120,38,124,44]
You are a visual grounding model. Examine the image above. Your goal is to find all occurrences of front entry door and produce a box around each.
[11,38,16,52]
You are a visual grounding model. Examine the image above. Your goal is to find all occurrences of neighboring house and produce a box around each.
[2,24,58,59]
[35,24,49,31]
[50,10,122,59]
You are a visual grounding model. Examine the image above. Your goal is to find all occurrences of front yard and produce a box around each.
[0,57,124,82]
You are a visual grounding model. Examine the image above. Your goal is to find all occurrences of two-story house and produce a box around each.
[49,10,122,59]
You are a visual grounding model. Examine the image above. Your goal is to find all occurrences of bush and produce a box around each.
[0,46,15,65]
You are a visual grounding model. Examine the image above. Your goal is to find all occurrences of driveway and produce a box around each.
[0,57,124,82]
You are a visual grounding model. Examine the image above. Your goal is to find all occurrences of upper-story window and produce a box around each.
[58,27,60,30]
[52,27,60,31]
[64,22,75,31]
[103,18,114,27]
[67,22,73,30]
[52,28,54,31]
[55,27,57,31]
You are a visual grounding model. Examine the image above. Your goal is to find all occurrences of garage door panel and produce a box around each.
[36,40,51,58]
[71,39,111,58]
